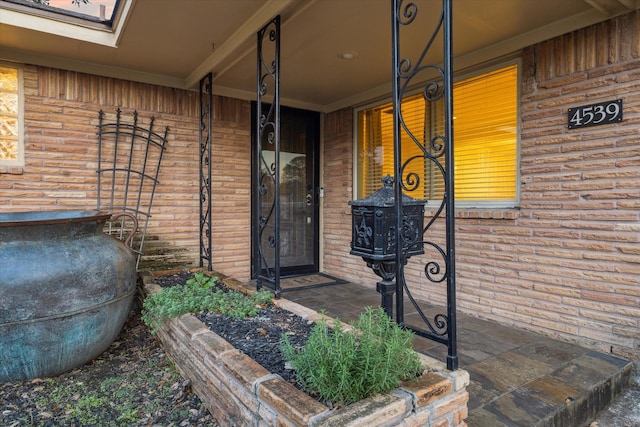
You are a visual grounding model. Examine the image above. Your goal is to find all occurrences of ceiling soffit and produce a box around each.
[0,0,638,112]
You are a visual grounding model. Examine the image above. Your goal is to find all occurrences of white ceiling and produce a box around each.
[1,0,638,112]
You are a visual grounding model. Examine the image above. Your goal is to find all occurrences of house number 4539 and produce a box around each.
[568,99,623,129]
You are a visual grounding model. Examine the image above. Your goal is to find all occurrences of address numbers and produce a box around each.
[568,99,623,129]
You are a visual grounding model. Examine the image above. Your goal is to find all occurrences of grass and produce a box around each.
[0,304,217,427]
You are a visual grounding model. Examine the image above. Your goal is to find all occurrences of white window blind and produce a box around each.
[356,64,518,204]
[454,65,518,201]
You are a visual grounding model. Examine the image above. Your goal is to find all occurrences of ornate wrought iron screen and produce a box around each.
[255,16,282,296]
[392,0,458,370]
[199,72,213,270]
[96,108,169,269]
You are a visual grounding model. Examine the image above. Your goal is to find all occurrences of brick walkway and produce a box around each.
[283,279,633,427]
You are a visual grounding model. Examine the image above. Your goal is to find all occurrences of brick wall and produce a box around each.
[322,108,363,276]
[209,97,252,280]
[0,66,252,278]
[3,11,639,359]
[322,11,640,360]
[516,11,640,359]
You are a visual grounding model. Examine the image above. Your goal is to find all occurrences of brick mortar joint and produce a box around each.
[392,388,425,415]
[252,373,281,395]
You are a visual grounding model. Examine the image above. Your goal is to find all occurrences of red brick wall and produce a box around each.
[322,11,640,360]
[0,66,252,278]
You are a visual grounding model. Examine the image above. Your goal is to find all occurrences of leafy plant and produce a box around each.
[141,273,273,333]
[116,408,139,423]
[280,306,422,405]
[185,272,215,289]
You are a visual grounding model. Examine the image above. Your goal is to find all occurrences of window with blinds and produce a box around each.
[356,63,518,205]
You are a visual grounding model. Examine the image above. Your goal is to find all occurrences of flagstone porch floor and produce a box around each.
[282,279,635,427]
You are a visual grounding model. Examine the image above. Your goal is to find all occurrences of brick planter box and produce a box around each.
[140,271,469,427]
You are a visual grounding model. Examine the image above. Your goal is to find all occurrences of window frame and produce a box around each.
[0,0,130,47]
[353,60,521,209]
[0,61,25,171]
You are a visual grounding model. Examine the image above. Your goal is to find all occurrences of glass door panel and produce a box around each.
[252,106,319,277]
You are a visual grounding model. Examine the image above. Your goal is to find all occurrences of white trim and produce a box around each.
[0,46,187,90]
[110,0,135,46]
[0,0,134,47]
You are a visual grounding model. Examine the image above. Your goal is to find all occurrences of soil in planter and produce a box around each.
[154,272,424,409]
[154,272,314,385]
[0,296,217,427]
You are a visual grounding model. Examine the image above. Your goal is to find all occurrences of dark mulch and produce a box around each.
[156,271,315,385]
[0,298,218,427]
[197,307,313,384]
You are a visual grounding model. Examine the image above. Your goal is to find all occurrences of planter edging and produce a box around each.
[140,269,469,426]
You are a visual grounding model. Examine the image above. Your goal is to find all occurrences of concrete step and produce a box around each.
[589,369,640,427]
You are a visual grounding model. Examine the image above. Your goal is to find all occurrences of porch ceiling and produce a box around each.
[1,0,638,112]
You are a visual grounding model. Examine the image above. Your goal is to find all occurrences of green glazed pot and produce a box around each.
[0,210,137,382]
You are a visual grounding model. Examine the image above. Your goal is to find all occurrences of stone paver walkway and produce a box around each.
[284,279,634,427]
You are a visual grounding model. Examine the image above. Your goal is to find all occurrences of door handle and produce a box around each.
[306,194,313,206]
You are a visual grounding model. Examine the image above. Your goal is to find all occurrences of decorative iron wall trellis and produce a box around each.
[96,108,169,269]
[392,0,458,370]
[255,16,282,296]
[199,72,213,270]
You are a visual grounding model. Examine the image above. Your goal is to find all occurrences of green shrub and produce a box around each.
[280,306,422,405]
[141,272,273,333]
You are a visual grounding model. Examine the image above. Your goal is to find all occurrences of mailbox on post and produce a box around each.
[349,175,426,316]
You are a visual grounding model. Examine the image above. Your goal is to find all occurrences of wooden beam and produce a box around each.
[186,0,299,89]
[617,0,640,11]
[585,0,640,15]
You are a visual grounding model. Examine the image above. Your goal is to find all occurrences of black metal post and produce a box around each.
[391,0,404,325]
[199,72,213,270]
[369,257,400,318]
[256,16,282,296]
[376,280,395,317]
[390,0,458,370]
[443,0,458,371]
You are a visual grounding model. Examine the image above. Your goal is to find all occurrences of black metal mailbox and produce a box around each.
[348,175,426,316]
[349,175,425,262]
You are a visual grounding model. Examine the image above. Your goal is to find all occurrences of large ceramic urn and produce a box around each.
[0,210,137,382]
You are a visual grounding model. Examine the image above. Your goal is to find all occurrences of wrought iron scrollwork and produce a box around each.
[392,0,458,370]
[256,16,282,296]
[199,73,213,270]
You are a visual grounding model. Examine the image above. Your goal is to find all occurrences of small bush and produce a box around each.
[141,272,273,333]
[280,306,422,405]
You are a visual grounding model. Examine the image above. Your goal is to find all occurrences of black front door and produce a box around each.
[251,105,320,278]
